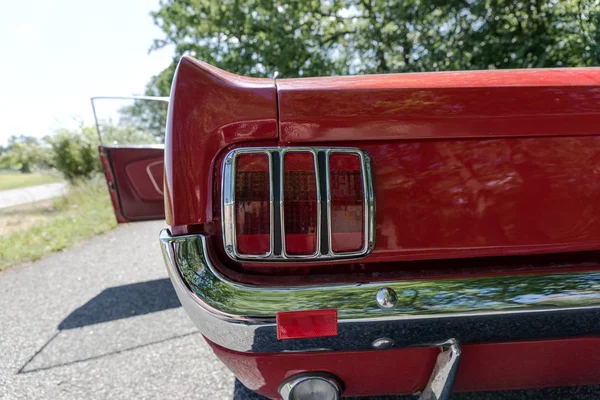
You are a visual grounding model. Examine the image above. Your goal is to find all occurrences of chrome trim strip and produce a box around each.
[146,160,164,196]
[419,340,461,400]
[101,144,165,149]
[222,147,374,262]
[162,230,600,353]
[91,95,169,102]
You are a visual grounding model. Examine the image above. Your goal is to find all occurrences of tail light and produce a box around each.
[222,147,374,262]
[235,154,271,255]
[329,153,364,254]
[282,151,320,256]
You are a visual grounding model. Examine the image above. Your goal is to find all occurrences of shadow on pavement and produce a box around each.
[58,278,181,330]
[19,278,186,374]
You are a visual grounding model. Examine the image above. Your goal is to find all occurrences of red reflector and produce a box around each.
[276,309,338,340]
[330,153,364,253]
[283,152,318,255]
[235,154,270,255]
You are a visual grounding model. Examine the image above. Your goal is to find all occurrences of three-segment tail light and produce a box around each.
[222,147,374,261]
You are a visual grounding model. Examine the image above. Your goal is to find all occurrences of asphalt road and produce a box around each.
[0,183,67,209]
[2,221,600,400]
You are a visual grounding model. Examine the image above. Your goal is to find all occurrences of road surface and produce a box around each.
[0,183,67,209]
[1,221,600,399]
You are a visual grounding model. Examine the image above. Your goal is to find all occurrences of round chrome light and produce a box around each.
[279,373,342,400]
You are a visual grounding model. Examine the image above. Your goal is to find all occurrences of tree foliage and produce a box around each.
[116,93,169,142]
[119,0,600,136]
[46,126,101,183]
[99,120,160,145]
[45,122,158,183]
[0,136,52,173]
[144,0,600,95]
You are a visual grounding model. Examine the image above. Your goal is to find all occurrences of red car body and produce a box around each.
[99,56,600,399]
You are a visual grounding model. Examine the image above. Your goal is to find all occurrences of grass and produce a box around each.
[0,177,117,270]
[0,170,60,191]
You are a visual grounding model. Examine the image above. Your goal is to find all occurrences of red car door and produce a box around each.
[93,96,166,223]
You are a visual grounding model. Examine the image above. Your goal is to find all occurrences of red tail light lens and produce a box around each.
[283,152,318,255]
[329,153,364,253]
[223,147,373,262]
[235,154,270,255]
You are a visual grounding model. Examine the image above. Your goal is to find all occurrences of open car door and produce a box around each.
[92,96,167,223]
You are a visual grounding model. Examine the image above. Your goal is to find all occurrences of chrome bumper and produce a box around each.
[160,229,600,353]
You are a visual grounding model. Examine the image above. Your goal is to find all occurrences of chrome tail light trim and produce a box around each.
[279,148,322,259]
[222,147,375,262]
[325,148,375,258]
[222,149,275,260]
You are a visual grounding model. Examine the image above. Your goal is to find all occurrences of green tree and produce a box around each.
[0,135,52,173]
[116,91,170,142]
[124,0,600,130]
[100,120,159,145]
[46,126,100,183]
[145,0,600,87]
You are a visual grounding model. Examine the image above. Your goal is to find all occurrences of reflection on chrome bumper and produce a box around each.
[160,229,600,353]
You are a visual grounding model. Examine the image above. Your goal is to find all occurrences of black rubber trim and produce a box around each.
[250,308,600,352]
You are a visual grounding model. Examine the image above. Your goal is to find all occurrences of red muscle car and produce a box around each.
[99,55,600,399]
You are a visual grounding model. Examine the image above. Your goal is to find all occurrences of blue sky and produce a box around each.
[0,0,173,145]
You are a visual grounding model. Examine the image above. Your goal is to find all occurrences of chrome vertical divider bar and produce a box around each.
[268,151,275,257]
[221,151,235,257]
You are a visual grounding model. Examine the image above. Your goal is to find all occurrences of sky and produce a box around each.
[0,0,173,146]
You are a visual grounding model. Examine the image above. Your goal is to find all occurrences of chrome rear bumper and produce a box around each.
[160,229,600,353]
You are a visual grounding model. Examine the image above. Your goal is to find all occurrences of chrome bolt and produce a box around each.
[372,337,394,350]
[225,158,232,164]
[376,287,398,309]
[226,245,233,252]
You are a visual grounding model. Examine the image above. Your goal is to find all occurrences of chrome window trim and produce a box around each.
[222,147,375,262]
